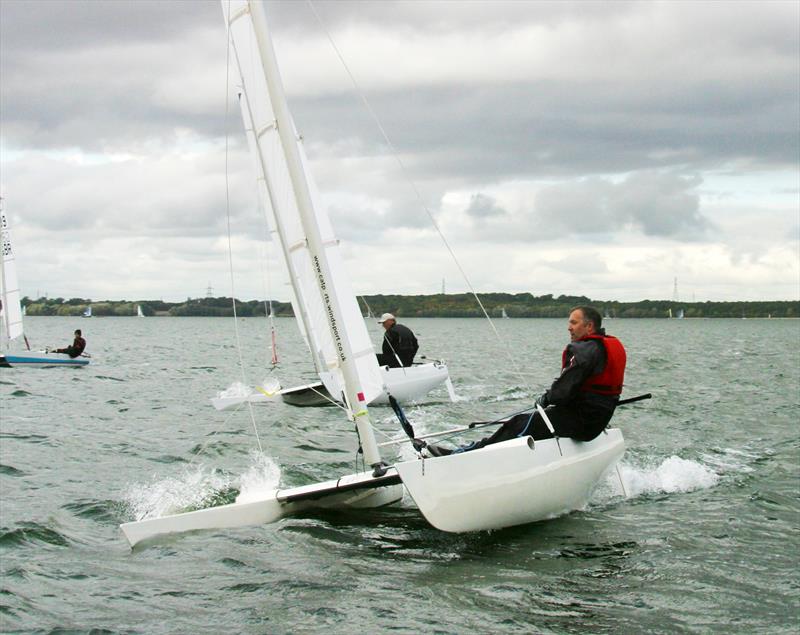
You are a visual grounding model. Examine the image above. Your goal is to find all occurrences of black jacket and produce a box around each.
[381,323,419,368]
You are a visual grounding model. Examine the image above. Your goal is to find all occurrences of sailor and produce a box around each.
[427,306,626,455]
[376,313,419,368]
[54,329,87,358]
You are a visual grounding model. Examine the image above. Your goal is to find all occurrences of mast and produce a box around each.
[245,0,384,472]
[229,40,326,377]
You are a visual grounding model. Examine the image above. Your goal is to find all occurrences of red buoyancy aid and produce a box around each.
[562,334,626,396]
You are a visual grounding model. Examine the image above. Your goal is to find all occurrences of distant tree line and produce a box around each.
[359,293,797,319]
[21,296,294,318]
[20,293,798,319]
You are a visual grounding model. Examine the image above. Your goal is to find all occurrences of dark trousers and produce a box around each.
[376,353,414,368]
[467,404,612,451]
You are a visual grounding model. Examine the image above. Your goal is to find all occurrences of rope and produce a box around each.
[305,1,531,389]
[257,212,279,367]
[223,0,262,453]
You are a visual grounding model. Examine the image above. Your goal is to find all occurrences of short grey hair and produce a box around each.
[571,306,602,331]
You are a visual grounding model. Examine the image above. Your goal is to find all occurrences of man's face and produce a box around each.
[381,319,394,331]
[568,310,593,341]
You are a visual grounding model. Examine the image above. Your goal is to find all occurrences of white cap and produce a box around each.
[378,313,395,323]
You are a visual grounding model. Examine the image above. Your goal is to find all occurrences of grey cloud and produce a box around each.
[535,172,709,239]
[291,75,797,188]
[466,193,506,219]
[5,147,257,240]
[0,0,217,51]
[2,0,797,182]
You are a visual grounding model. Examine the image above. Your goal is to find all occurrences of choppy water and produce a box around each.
[1,316,798,633]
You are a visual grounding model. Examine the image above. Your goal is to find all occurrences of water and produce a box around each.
[1,316,798,633]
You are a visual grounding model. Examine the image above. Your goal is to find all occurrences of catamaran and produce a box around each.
[0,201,89,368]
[119,0,625,547]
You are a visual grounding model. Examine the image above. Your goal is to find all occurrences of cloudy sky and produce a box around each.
[1,0,798,302]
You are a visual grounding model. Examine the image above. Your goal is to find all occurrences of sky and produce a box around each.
[1,0,798,303]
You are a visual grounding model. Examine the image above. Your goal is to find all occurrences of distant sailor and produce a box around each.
[427,306,626,455]
[376,313,419,368]
[54,329,87,358]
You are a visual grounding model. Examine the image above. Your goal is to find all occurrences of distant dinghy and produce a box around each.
[0,200,89,368]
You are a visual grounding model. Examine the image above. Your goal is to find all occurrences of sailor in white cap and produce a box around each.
[376,313,418,368]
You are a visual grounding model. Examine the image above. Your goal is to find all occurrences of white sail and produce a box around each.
[137,304,145,317]
[0,201,24,347]
[225,0,382,404]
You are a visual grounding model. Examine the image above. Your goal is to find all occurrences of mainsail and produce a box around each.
[0,201,24,347]
[226,0,383,405]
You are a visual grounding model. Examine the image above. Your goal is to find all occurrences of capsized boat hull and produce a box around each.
[395,428,625,532]
[0,351,89,368]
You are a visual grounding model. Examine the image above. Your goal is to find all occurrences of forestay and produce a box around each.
[225,0,383,404]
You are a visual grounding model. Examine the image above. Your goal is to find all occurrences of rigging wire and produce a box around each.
[305,1,531,389]
[223,0,262,453]
[257,208,279,368]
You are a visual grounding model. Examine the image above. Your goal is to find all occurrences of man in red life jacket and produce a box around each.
[55,329,87,358]
[427,306,626,455]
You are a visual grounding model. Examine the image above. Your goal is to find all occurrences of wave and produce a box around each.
[122,451,281,521]
[0,522,70,548]
[0,463,25,477]
[594,455,720,503]
[235,451,282,503]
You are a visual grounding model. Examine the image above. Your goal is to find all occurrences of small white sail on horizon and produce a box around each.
[137,304,145,318]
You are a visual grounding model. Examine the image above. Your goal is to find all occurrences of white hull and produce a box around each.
[0,351,89,368]
[121,469,404,547]
[395,428,625,532]
[120,430,624,547]
[211,361,453,410]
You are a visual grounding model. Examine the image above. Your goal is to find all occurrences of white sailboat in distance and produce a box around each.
[119,0,625,547]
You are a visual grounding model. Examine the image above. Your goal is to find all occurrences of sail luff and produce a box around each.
[234,0,383,467]
[0,201,24,348]
[231,41,325,375]
[226,0,384,401]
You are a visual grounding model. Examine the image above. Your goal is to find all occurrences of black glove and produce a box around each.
[536,392,549,408]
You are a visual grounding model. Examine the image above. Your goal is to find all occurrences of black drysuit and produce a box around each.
[377,323,419,368]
